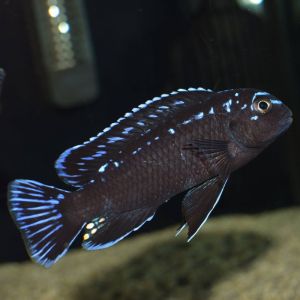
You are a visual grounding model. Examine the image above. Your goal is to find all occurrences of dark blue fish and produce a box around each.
[8,87,292,267]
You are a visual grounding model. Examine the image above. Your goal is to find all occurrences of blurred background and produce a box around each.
[0,0,299,265]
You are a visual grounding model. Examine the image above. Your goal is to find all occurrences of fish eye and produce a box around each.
[254,99,272,114]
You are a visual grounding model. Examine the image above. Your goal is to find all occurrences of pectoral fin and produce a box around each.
[182,139,231,179]
[181,176,228,241]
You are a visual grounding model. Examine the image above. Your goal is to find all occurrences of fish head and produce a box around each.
[227,89,293,149]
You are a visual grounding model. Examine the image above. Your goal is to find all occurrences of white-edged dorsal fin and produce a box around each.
[55,87,213,187]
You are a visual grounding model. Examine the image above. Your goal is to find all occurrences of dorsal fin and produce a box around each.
[55,87,213,187]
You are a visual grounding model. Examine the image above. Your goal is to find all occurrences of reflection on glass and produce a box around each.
[249,0,264,4]
[237,0,264,14]
[48,5,60,18]
[46,0,75,70]
[58,22,70,34]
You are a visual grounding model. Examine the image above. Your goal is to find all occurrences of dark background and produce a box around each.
[0,0,299,263]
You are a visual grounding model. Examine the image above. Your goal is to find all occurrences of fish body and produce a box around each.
[8,87,292,267]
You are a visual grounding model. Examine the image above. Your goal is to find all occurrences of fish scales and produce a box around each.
[80,99,219,214]
[81,116,200,212]
[7,87,293,267]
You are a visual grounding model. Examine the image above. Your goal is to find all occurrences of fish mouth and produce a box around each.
[287,116,293,125]
[284,110,293,125]
[278,115,293,136]
[280,107,293,129]
[286,108,293,122]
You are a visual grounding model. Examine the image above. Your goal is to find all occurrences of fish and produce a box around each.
[7,87,293,267]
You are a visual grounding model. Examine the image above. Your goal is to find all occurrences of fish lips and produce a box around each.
[278,110,293,136]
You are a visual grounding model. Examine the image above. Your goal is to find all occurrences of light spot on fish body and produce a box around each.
[235,93,239,97]
[114,161,120,167]
[194,112,204,120]
[223,99,232,113]
[155,136,160,140]
[147,141,151,146]
[271,100,283,105]
[149,114,158,118]
[132,147,142,155]
[209,107,215,114]
[182,119,192,125]
[107,137,124,143]
[117,117,125,123]
[153,97,161,101]
[99,163,108,173]
[241,104,247,110]
[197,87,208,91]
[122,127,134,134]
[252,92,269,103]
[168,128,175,134]
[161,94,169,98]
[125,112,132,118]
[86,223,94,229]
[83,234,90,240]
[174,100,185,105]
[251,116,259,121]
[93,151,106,158]
[58,194,64,200]
[81,157,93,161]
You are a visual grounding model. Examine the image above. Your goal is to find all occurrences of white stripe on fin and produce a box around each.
[187,178,228,243]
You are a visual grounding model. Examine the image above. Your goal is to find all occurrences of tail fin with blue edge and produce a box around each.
[7,180,85,268]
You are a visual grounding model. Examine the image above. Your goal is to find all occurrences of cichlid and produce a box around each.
[8,87,292,267]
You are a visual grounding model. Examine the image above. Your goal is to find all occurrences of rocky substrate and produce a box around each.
[0,208,299,300]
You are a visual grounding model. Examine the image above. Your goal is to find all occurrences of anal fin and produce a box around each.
[182,176,228,241]
[82,207,156,250]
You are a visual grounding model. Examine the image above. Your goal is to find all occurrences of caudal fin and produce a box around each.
[8,180,85,267]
